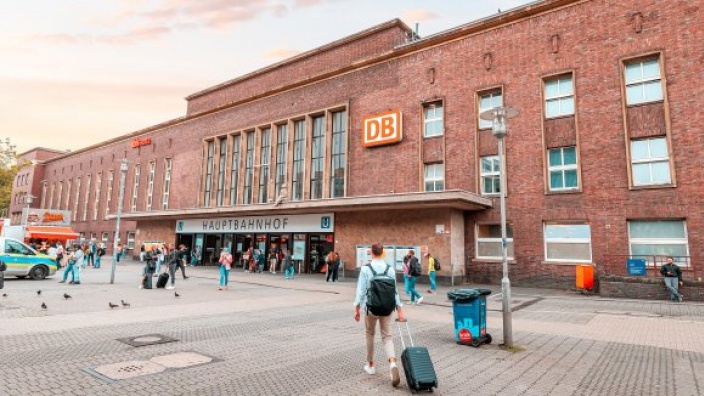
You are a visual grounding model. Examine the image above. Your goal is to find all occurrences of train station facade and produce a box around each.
[11,0,704,291]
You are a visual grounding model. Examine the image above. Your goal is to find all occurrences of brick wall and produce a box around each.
[600,276,704,301]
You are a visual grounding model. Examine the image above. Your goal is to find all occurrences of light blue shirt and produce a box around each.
[354,258,403,308]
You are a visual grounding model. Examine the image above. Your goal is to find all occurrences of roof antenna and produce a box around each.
[414,23,420,40]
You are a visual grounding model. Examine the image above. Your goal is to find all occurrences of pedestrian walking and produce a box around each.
[256,250,265,273]
[425,253,437,294]
[402,254,411,296]
[116,243,124,263]
[283,250,295,279]
[660,256,684,302]
[88,242,96,267]
[95,243,105,269]
[69,245,84,284]
[141,248,156,289]
[268,245,280,274]
[139,243,146,262]
[218,247,233,290]
[353,243,405,388]
[407,250,423,305]
[58,246,77,284]
[326,251,341,282]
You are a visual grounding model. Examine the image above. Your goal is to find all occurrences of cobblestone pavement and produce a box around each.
[0,260,703,395]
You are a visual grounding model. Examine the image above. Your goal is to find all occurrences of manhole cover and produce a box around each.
[150,352,213,368]
[116,334,178,347]
[94,360,165,380]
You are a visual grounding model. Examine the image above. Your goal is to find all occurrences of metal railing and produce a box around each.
[599,255,693,278]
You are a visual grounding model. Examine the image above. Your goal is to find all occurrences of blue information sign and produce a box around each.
[627,258,647,276]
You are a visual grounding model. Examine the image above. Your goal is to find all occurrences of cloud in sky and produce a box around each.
[264,47,301,61]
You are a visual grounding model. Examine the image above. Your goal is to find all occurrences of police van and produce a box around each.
[0,237,57,281]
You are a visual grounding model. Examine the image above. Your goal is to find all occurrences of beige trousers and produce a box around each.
[365,313,396,362]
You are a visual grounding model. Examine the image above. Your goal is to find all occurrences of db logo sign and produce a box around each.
[362,110,402,148]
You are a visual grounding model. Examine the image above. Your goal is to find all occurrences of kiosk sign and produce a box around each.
[362,110,402,147]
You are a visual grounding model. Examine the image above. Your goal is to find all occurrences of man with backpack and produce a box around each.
[354,243,406,388]
[407,250,423,304]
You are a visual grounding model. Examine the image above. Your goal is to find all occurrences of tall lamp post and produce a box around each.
[110,159,129,285]
[480,106,518,348]
[23,194,37,224]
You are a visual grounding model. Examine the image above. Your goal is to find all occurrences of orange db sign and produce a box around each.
[362,110,402,148]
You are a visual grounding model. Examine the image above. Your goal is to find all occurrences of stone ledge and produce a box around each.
[599,276,704,301]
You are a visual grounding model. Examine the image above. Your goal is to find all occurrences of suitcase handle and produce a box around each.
[395,318,414,349]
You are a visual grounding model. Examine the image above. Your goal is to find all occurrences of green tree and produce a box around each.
[0,138,20,217]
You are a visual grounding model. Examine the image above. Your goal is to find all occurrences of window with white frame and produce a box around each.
[93,172,102,220]
[259,128,272,203]
[217,137,227,206]
[548,147,578,191]
[310,117,324,200]
[203,141,215,207]
[625,57,663,105]
[544,223,592,262]
[243,133,255,204]
[631,137,671,186]
[423,102,443,138]
[275,125,288,199]
[101,232,109,246]
[476,224,514,259]
[424,163,444,192]
[48,182,55,210]
[478,90,503,129]
[82,174,91,221]
[56,181,63,210]
[230,136,241,205]
[628,220,689,266]
[131,165,140,212]
[73,177,81,221]
[105,170,114,218]
[544,74,575,118]
[40,182,47,209]
[162,158,172,210]
[127,232,135,250]
[480,156,501,195]
[146,161,155,211]
[330,111,346,198]
[292,120,306,201]
[65,179,71,211]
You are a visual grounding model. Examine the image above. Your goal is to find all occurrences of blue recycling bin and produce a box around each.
[447,288,492,347]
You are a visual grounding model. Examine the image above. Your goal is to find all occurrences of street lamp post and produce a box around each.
[110,159,129,285]
[23,194,36,225]
[480,106,518,348]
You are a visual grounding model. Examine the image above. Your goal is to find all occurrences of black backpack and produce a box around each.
[365,264,397,316]
[409,257,422,277]
[433,257,441,271]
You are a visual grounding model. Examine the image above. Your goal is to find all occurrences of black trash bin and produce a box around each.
[447,288,492,347]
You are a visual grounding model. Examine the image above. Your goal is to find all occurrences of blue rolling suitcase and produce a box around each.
[397,320,438,392]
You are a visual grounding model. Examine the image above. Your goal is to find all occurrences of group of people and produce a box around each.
[55,242,108,285]
[400,250,439,305]
[239,247,296,279]
[140,243,189,290]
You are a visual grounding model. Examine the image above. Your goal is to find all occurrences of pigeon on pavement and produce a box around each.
[63,293,72,300]
[37,290,42,296]
[41,302,47,310]
[121,300,130,308]
[175,292,180,298]
[108,302,119,309]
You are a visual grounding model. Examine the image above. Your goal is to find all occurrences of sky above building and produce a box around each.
[2,0,533,154]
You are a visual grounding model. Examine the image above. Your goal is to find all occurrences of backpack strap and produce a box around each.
[383,265,390,276]
[366,264,378,276]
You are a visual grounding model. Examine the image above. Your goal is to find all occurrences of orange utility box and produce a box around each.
[575,264,594,291]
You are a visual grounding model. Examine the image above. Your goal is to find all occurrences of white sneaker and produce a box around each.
[166,286,174,290]
[363,363,376,375]
[390,362,400,387]
[416,296,424,305]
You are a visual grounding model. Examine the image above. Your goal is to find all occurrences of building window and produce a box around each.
[131,165,140,212]
[625,57,663,105]
[65,179,72,211]
[310,116,325,200]
[203,140,215,207]
[93,172,102,220]
[229,136,240,205]
[48,182,55,210]
[127,232,135,250]
[330,111,346,198]
[423,102,443,138]
[40,182,47,209]
[146,161,156,211]
[631,137,671,186]
[258,128,271,203]
[478,90,503,129]
[480,156,501,195]
[216,137,227,207]
[82,174,91,221]
[101,232,109,246]
[545,74,574,118]
[628,220,689,266]
[292,119,306,201]
[275,125,288,199]
[162,158,172,210]
[476,224,514,259]
[424,163,444,192]
[548,147,578,191]
[243,132,255,205]
[56,181,63,210]
[105,170,114,218]
[544,223,592,262]
[73,177,81,221]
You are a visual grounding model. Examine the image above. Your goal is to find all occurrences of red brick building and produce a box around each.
[13,0,704,297]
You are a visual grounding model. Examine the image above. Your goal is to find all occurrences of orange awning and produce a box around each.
[26,226,79,240]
